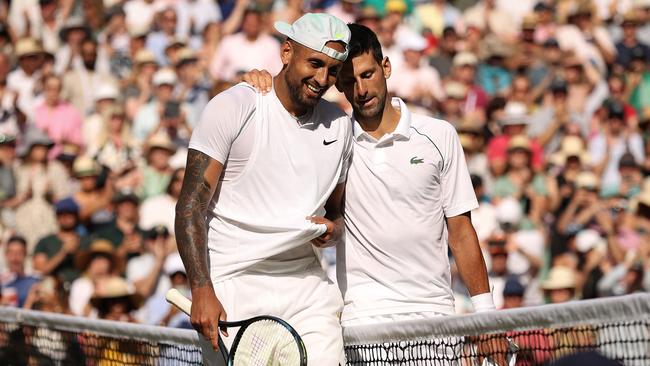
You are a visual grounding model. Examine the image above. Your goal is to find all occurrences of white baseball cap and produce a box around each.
[274,13,350,61]
[153,68,177,86]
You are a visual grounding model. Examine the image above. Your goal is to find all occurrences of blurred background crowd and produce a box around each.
[0,0,648,328]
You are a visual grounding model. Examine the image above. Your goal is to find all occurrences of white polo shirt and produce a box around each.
[338,98,478,321]
[189,84,353,282]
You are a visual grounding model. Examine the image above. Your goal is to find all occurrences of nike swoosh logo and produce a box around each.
[323,139,337,145]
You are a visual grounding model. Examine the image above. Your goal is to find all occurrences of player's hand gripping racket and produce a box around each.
[166,289,307,366]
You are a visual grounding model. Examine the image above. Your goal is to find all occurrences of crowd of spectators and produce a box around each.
[0,0,648,331]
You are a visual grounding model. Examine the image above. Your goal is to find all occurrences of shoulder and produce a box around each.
[410,114,458,140]
[201,83,258,119]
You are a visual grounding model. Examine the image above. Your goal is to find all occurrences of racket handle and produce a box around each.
[166,288,192,315]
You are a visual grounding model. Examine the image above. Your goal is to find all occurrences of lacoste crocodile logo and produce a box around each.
[410,157,424,164]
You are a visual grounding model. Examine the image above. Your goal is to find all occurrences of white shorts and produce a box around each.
[202,261,345,366]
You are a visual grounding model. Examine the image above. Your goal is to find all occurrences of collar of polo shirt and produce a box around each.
[353,97,412,143]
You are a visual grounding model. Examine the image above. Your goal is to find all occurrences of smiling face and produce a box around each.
[336,51,390,121]
[281,40,345,113]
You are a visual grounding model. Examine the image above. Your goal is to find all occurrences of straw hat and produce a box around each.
[75,239,121,271]
[541,266,577,290]
[385,0,408,13]
[134,50,157,65]
[90,276,143,310]
[15,38,43,58]
[73,155,101,177]
[452,52,478,67]
[145,133,177,155]
[553,136,591,165]
[521,13,538,30]
[175,48,197,66]
[444,81,467,100]
[507,135,532,152]
[575,171,599,190]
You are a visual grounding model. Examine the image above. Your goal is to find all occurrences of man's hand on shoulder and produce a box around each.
[242,69,273,94]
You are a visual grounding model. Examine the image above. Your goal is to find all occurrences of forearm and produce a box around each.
[174,150,220,291]
[448,220,490,296]
[34,250,68,275]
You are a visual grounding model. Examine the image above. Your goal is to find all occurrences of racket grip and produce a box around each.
[166,288,192,315]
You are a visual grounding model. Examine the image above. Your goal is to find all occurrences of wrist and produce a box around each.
[471,292,496,313]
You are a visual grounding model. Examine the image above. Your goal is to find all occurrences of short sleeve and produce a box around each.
[188,84,257,164]
[337,121,353,184]
[441,126,479,217]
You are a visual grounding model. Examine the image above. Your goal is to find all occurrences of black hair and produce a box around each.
[348,23,383,64]
[7,235,27,249]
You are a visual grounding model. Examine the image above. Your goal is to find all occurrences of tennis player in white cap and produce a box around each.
[175,13,352,365]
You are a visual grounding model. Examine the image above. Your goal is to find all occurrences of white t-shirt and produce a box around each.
[189,84,352,281]
[338,98,478,321]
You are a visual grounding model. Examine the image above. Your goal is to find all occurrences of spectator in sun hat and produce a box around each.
[93,105,141,178]
[450,51,488,119]
[589,101,645,194]
[388,33,445,107]
[91,275,143,322]
[62,37,117,117]
[83,82,120,153]
[146,7,182,66]
[615,11,650,71]
[210,7,282,82]
[69,239,123,317]
[476,35,513,96]
[70,155,113,225]
[54,15,94,74]
[133,68,182,141]
[14,128,70,247]
[542,265,578,304]
[140,133,177,200]
[436,81,467,124]
[123,49,159,120]
[7,38,44,123]
[174,48,211,128]
[487,102,545,177]
[31,197,82,287]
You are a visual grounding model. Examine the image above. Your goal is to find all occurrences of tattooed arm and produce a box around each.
[175,148,227,350]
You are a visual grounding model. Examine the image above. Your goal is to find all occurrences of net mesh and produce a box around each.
[1,294,649,365]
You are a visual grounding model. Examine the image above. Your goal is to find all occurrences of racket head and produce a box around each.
[226,316,307,366]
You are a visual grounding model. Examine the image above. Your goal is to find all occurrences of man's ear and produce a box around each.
[280,40,293,66]
[382,56,392,80]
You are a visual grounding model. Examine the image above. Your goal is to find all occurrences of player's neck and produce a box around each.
[273,74,311,118]
[356,100,401,140]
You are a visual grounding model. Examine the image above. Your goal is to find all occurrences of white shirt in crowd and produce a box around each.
[189,83,352,281]
[210,33,283,82]
[338,98,478,323]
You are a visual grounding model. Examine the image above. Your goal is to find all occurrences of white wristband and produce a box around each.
[471,292,496,313]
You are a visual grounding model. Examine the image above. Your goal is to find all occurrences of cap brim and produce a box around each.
[274,21,294,39]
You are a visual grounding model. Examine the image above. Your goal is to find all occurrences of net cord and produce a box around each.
[0,307,199,345]
[343,293,650,345]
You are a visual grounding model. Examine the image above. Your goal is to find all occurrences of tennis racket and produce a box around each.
[165,288,308,366]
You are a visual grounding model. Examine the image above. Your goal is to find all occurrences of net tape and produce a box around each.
[0,293,649,365]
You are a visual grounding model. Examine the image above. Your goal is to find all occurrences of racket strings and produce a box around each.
[233,319,302,366]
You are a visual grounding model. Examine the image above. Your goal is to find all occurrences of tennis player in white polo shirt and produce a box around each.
[245,24,496,322]
[175,13,352,365]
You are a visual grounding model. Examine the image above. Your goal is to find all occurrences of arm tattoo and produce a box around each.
[175,149,215,289]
